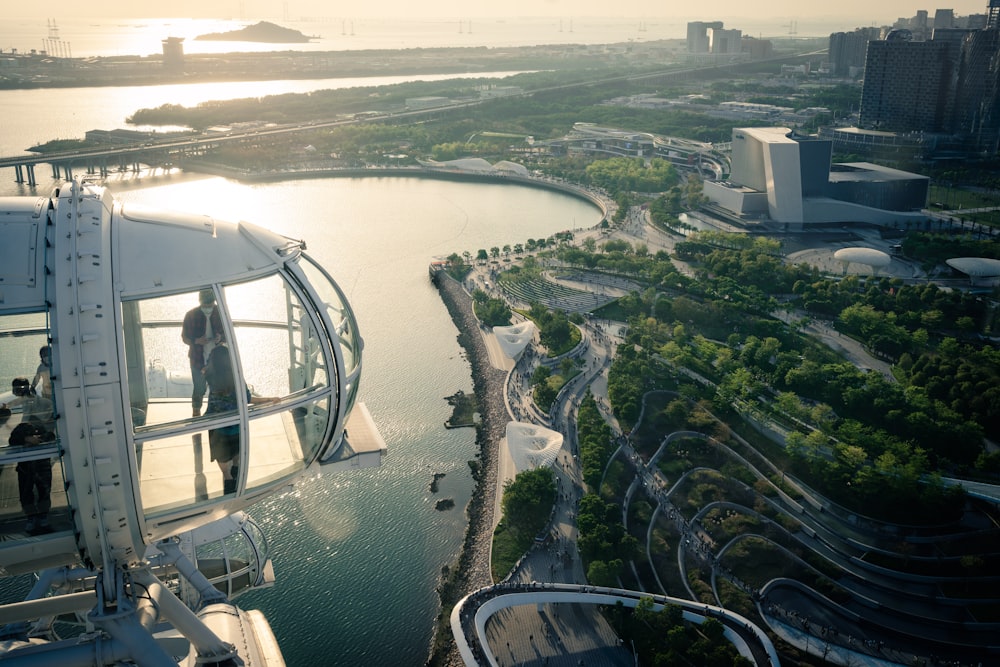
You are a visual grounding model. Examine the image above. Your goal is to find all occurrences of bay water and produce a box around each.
[1,173,602,664]
[0,23,609,663]
[0,15,848,61]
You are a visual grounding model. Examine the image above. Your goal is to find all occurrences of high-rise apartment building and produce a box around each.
[856,3,1000,153]
[914,10,930,38]
[859,33,958,133]
[828,27,882,76]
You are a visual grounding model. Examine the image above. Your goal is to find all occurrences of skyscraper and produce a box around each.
[708,28,743,54]
[828,27,882,77]
[989,0,1000,28]
[954,29,1000,152]
[934,8,956,29]
[687,21,724,53]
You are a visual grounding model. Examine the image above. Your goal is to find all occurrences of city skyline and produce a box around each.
[2,0,993,22]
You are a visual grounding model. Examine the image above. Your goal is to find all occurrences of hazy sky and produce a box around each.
[4,1,993,21]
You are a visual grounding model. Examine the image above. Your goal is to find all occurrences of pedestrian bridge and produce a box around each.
[451,581,780,666]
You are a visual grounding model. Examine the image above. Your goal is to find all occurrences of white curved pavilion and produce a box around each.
[506,422,563,473]
[833,247,892,275]
[494,160,530,177]
[946,257,1000,284]
[417,157,528,175]
[493,321,536,360]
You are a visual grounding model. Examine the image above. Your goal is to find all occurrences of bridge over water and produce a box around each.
[0,133,242,185]
[0,106,454,186]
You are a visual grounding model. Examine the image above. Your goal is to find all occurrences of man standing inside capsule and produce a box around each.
[182,289,224,417]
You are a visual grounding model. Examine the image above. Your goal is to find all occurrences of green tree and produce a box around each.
[500,467,556,538]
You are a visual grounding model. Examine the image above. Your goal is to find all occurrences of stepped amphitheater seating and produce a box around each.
[498,276,616,313]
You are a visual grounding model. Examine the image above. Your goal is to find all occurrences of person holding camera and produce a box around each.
[4,378,57,535]
[182,289,225,418]
[9,421,55,534]
[5,377,55,433]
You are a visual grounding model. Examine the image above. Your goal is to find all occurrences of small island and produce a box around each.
[434,499,455,511]
[429,472,446,493]
[195,21,314,43]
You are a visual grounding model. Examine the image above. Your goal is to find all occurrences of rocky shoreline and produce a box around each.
[427,271,509,667]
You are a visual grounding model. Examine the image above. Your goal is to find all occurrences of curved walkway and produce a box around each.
[451,582,779,667]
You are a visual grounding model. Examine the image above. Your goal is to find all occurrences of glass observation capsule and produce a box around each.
[0,180,385,576]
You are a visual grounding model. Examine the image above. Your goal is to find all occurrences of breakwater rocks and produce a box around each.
[427,271,508,667]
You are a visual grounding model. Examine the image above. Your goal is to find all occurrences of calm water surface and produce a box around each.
[110,175,602,665]
[0,71,526,157]
[0,25,606,661]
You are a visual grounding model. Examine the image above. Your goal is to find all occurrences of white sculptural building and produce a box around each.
[505,422,563,473]
[493,321,537,361]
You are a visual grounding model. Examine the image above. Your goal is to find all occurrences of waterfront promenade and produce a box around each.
[447,266,780,666]
[434,204,1000,666]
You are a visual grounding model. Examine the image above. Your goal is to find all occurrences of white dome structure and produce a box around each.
[946,257,1000,285]
[833,247,892,275]
[506,422,563,473]
[493,321,536,360]
[946,257,1000,277]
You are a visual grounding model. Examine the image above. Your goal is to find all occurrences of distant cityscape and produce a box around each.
[679,3,1000,159]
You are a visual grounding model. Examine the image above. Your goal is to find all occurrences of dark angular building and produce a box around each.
[954,28,1000,153]
[859,31,958,133]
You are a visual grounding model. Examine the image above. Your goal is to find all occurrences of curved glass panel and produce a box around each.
[223,274,329,400]
[0,312,67,540]
[297,255,361,381]
[122,289,225,429]
[195,529,259,599]
[244,397,330,491]
[132,273,340,519]
[136,427,241,514]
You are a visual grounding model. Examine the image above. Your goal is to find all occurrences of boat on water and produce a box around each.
[0,180,385,665]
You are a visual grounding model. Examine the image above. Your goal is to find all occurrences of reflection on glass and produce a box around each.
[297,255,359,378]
[196,530,256,599]
[0,458,70,538]
[224,274,329,400]
[0,312,50,382]
[122,290,223,429]
[204,345,242,495]
[0,312,57,430]
[137,429,239,515]
[245,398,329,491]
